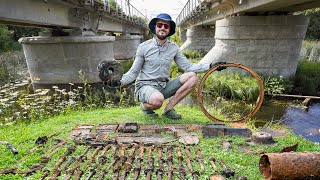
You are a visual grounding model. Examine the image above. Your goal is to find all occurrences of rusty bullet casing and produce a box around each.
[259,152,320,180]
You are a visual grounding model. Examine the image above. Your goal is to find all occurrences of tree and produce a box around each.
[296,8,320,40]
[0,25,19,52]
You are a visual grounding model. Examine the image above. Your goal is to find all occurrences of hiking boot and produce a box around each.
[140,104,158,117]
[162,108,182,119]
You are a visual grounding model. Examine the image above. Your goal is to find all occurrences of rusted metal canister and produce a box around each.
[259,152,320,179]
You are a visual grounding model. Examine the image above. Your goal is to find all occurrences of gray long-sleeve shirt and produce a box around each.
[120,38,210,87]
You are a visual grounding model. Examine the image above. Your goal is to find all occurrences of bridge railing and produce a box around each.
[87,0,149,27]
[176,0,209,26]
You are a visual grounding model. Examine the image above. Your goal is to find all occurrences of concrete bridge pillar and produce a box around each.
[179,29,187,43]
[19,35,115,90]
[113,35,142,60]
[200,15,309,76]
[180,26,215,53]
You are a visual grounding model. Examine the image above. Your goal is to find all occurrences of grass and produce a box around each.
[0,104,319,180]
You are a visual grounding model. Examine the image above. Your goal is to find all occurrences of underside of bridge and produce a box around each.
[177,0,319,76]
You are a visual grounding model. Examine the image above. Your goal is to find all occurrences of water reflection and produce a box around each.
[254,100,320,143]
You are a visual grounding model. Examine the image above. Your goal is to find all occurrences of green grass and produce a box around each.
[1,105,319,180]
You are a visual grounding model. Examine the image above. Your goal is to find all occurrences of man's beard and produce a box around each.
[156,31,168,40]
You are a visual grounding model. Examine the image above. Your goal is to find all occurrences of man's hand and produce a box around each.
[105,80,122,88]
[210,62,227,71]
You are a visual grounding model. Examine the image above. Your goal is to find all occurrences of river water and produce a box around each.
[254,99,320,143]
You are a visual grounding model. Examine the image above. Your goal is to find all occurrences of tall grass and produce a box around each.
[294,61,320,95]
[300,40,320,61]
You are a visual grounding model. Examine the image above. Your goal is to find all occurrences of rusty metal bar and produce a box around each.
[60,157,76,172]
[64,145,91,180]
[39,169,50,180]
[85,169,96,180]
[185,147,199,180]
[133,144,145,180]
[156,146,164,180]
[98,145,111,164]
[259,152,320,179]
[195,147,205,172]
[166,146,174,180]
[177,147,186,179]
[41,139,67,163]
[113,145,127,180]
[98,145,119,180]
[74,146,101,180]
[120,145,138,180]
[49,145,76,179]
[145,145,155,180]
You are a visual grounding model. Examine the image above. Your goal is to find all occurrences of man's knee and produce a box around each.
[148,92,164,108]
[181,72,198,86]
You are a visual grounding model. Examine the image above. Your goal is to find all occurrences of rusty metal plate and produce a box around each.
[96,124,119,133]
[139,124,161,132]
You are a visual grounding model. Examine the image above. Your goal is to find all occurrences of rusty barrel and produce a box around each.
[259,152,320,179]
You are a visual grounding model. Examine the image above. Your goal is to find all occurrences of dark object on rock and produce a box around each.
[35,136,48,145]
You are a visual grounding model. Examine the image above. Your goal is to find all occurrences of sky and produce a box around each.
[129,0,189,21]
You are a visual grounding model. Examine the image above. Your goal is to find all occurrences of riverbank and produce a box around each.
[0,105,319,179]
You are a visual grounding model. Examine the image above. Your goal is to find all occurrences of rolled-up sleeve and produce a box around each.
[120,44,144,85]
[174,49,210,73]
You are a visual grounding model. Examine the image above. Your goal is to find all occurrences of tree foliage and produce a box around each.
[296,8,320,40]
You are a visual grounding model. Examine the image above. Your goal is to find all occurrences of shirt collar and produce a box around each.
[152,37,169,46]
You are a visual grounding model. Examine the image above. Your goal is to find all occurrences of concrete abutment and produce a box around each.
[180,26,215,53]
[19,34,141,90]
[199,15,309,76]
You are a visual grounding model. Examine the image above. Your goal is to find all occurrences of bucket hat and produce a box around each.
[148,13,176,36]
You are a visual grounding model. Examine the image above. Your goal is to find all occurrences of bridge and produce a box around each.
[0,0,148,89]
[176,0,320,76]
[1,0,320,89]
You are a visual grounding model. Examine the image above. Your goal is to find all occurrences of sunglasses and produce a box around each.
[156,22,170,29]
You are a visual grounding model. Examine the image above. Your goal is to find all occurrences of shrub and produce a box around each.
[294,61,320,95]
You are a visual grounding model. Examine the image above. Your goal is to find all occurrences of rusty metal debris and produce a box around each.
[197,63,264,122]
[209,158,224,180]
[120,145,138,180]
[1,143,210,179]
[144,145,155,180]
[247,131,277,145]
[219,159,235,178]
[203,124,252,138]
[166,146,174,180]
[98,60,124,82]
[133,144,144,180]
[156,146,164,180]
[259,152,320,180]
[0,141,18,155]
[118,122,138,133]
[177,147,186,179]
[195,147,205,172]
[1,123,213,179]
[179,133,199,145]
[279,143,298,153]
[185,147,200,180]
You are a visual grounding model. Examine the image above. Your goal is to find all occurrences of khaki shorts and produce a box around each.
[135,77,182,103]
